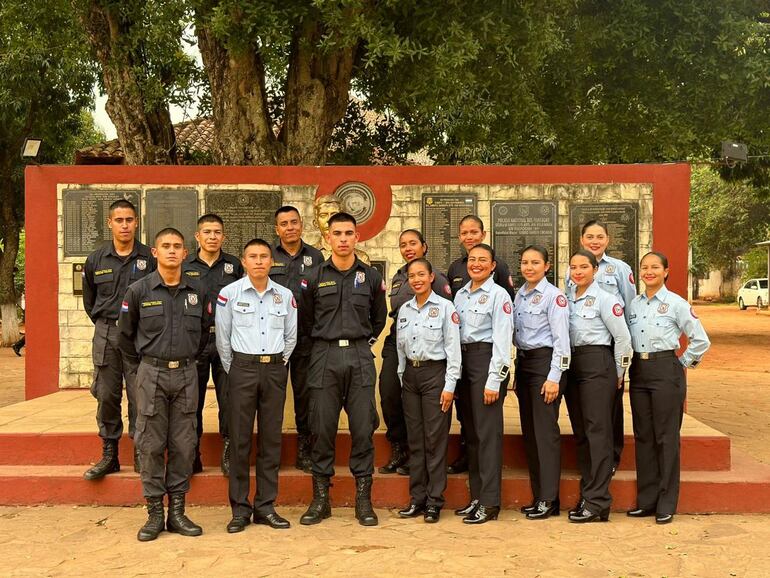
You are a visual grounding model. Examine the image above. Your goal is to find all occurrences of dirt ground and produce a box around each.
[0,304,768,577]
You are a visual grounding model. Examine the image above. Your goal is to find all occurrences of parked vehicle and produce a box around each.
[737,278,768,310]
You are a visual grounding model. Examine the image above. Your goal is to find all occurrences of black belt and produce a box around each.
[516,346,552,359]
[97,318,118,326]
[572,344,611,355]
[142,356,194,369]
[461,342,492,352]
[321,338,366,348]
[633,350,676,361]
[233,352,284,364]
[406,359,446,368]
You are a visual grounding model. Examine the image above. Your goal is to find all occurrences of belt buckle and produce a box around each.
[639,352,650,360]
[339,339,350,347]
[411,360,419,367]
[209,326,216,333]
[168,360,180,369]
[259,355,271,364]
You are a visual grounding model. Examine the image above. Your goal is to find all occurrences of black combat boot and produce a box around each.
[354,475,378,527]
[137,496,165,542]
[192,445,203,474]
[300,475,332,525]
[221,436,231,477]
[83,439,120,480]
[133,444,142,474]
[295,434,312,473]
[378,442,408,474]
[166,493,203,536]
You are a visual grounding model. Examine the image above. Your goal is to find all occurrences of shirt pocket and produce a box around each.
[396,317,410,347]
[139,304,164,332]
[318,284,338,306]
[578,308,598,320]
[233,302,256,327]
[521,306,545,329]
[651,313,678,344]
[184,301,202,331]
[467,302,491,328]
[599,276,619,293]
[269,305,287,329]
[423,321,443,342]
[94,271,114,294]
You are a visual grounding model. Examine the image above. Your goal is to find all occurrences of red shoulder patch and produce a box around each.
[690,306,698,319]
[443,284,452,296]
[451,311,460,324]
[291,296,297,309]
[556,295,567,308]
[628,272,635,285]
[612,303,624,317]
[503,301,512,314]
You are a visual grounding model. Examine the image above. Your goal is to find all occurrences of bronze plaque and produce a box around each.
[62,189,141,257]
[205,190,283,256]
[492,202,557,286]
[145,189,199,255]
[72,263,84,295]
[421,193,478,274]
[569,203,638,274]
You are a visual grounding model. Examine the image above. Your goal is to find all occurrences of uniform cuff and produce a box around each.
[443,380,456,394]
[484,377,501,393]
[547,368,563,383]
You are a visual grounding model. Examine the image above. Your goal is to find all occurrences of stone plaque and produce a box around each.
[62,189,141,257]
[492,201,557,286]
[205,190,283,256]
[570,203,638,274]
[145,189,199,254]
[421,193,478,273]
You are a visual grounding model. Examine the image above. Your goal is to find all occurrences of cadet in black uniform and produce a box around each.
[269,206,324,472]
[298,212,387,527]
[183,214,243,475]
[446,215,516,474]
[119,228,205,542]
[82,199,156,480]
[379,229,452,476]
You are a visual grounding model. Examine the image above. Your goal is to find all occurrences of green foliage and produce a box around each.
[742,246,769,281]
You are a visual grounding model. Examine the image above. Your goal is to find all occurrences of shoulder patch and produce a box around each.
[657,303,669,314]
[503,301,512,314]
[428,306,439,318]
[224,262,234,275]
[451,311,460,324]
[690,306,698,319]
[556,295,567,308]
[381,280,386,291]
[507,275,514,288]
[628,272,635,285]
[121,300,129,313]
[291,296,297,309]
[217,294,228,307]
[136,259,147,271]
[301,278,308,289]
[443,284,452,296]
[612,303,624,317]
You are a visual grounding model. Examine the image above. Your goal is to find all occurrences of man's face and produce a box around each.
[326,220,359,258]
[152,234,187,268]
[275,210,303,245]
[195,220,224,254]
[241,243,273,280]
[108,207,138,244]
[315,201,341,235]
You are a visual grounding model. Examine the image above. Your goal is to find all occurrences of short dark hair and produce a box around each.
[459,214,484,231]
[242,238,272,255]
[327,212,356,228]
[469,243,495,261]
[406,257,433,275]
[197,213,224,228]
[581,220,609,236]
[570,248,599,268]
[274,205,301,221]
[521,244,549,263]
[154,227,185,243]
[109,199,137,216]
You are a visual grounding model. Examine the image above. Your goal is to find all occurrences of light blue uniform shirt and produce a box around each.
[215,277,297,373]
[628,286,710,368]
[514,277,571,383]
[396,291,462,393]
[568,281,633,378]
[454,276,514,393]
[565,253,636,321]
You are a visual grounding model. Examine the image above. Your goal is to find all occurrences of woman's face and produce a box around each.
[640,254,668,289]
[399,231,427,263]
[569,255,597,288]
[581,224,609,258]
[407,262,434,297]
[467,246,495,284]
[520,249,550,285]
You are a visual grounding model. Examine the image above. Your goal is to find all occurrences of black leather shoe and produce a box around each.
[396,464,410,476]
[300,475,332,525]
[520,500,538,514]
[627,507,656,518]
[655,513,674,525]
[569,498,586,517]
[166,493,203,536]
[454,499,479,516]
[254,512,291,529]
[12,342,22,356]
[447,454,468,474]
[424,506,440,523]
[398,503,425,518]
[226,516,251,533]
[568,507,609,523]
[526,500,560,520]
[463,504,499,524]
[137,497,165,542]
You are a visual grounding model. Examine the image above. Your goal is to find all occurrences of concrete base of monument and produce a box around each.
[0,391,768,512]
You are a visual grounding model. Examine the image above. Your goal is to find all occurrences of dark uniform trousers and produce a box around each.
[402,361,450,507]
[195,331,229,439]
[565,346,616,513]
[308,339,379,478]
[457,343,505,507]
[629,353,686,515]
[228,353,288,517]
[613,368,625,467]
[91,319,137,440]
[379,335,408,446]
[289,342,312,437]
[134,360,198,498]
[515,347,564,503]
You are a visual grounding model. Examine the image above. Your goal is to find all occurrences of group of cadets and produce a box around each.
[81,199,710,541]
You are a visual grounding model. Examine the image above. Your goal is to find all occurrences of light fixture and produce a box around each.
[21,138,42,161]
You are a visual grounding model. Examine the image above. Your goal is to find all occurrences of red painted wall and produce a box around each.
[24,163,690,399]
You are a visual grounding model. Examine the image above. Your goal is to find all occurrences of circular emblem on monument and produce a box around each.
[541,205,551,216]
[237,194,250,206]
[334,182,376,224]
[498,206,509,216]
[519,205,530,217]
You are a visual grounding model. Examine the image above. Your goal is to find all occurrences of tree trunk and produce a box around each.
[0,173,20,346]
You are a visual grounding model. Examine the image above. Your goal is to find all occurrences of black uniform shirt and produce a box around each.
[83,241,156,322]
[447,254,517,301]
[300,258,387,342]
[270,240,325,300]
[183,250,243,329]
[119,271,205,362]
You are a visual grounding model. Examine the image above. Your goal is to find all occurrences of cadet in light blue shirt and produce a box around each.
[395,258,461,522]
[627,251,710,524]
[564,250,633,523]
[452,244,513,524]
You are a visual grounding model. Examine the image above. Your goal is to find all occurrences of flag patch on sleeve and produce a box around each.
[217,294,228,307]
[121,301,129,313]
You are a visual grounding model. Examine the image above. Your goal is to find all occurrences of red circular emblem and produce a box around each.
[556,295,567,308]
[690,307,698,319]
[503,302,512,314]
[612,303,624,317]
[629,272,635,285]
[443,284,452,296]
[451,311,460,324]
[291,296,297,309]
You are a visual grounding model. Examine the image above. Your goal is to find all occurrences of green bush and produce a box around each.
[742,246,769,282]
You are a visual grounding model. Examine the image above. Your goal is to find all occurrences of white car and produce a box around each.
[737,278,768,310]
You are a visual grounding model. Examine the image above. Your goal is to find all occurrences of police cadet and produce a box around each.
[183,214,243,476]
[298,212,387,527]
[446,215,516,475]
[82,199,156,480]
[627,252,710,525]
[565,249,632,523]
[379,229,452,477]
[513,245,570,520]
[453,244,513,524]
[119,228,205,542]
[395,258,461,523]
[269,205,324,473]
[565,220,636,474]
[216,238,297,533]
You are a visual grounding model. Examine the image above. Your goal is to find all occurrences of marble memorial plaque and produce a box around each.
[62,189,141,257]
[421,193,478,273]
[205,189,283,256]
